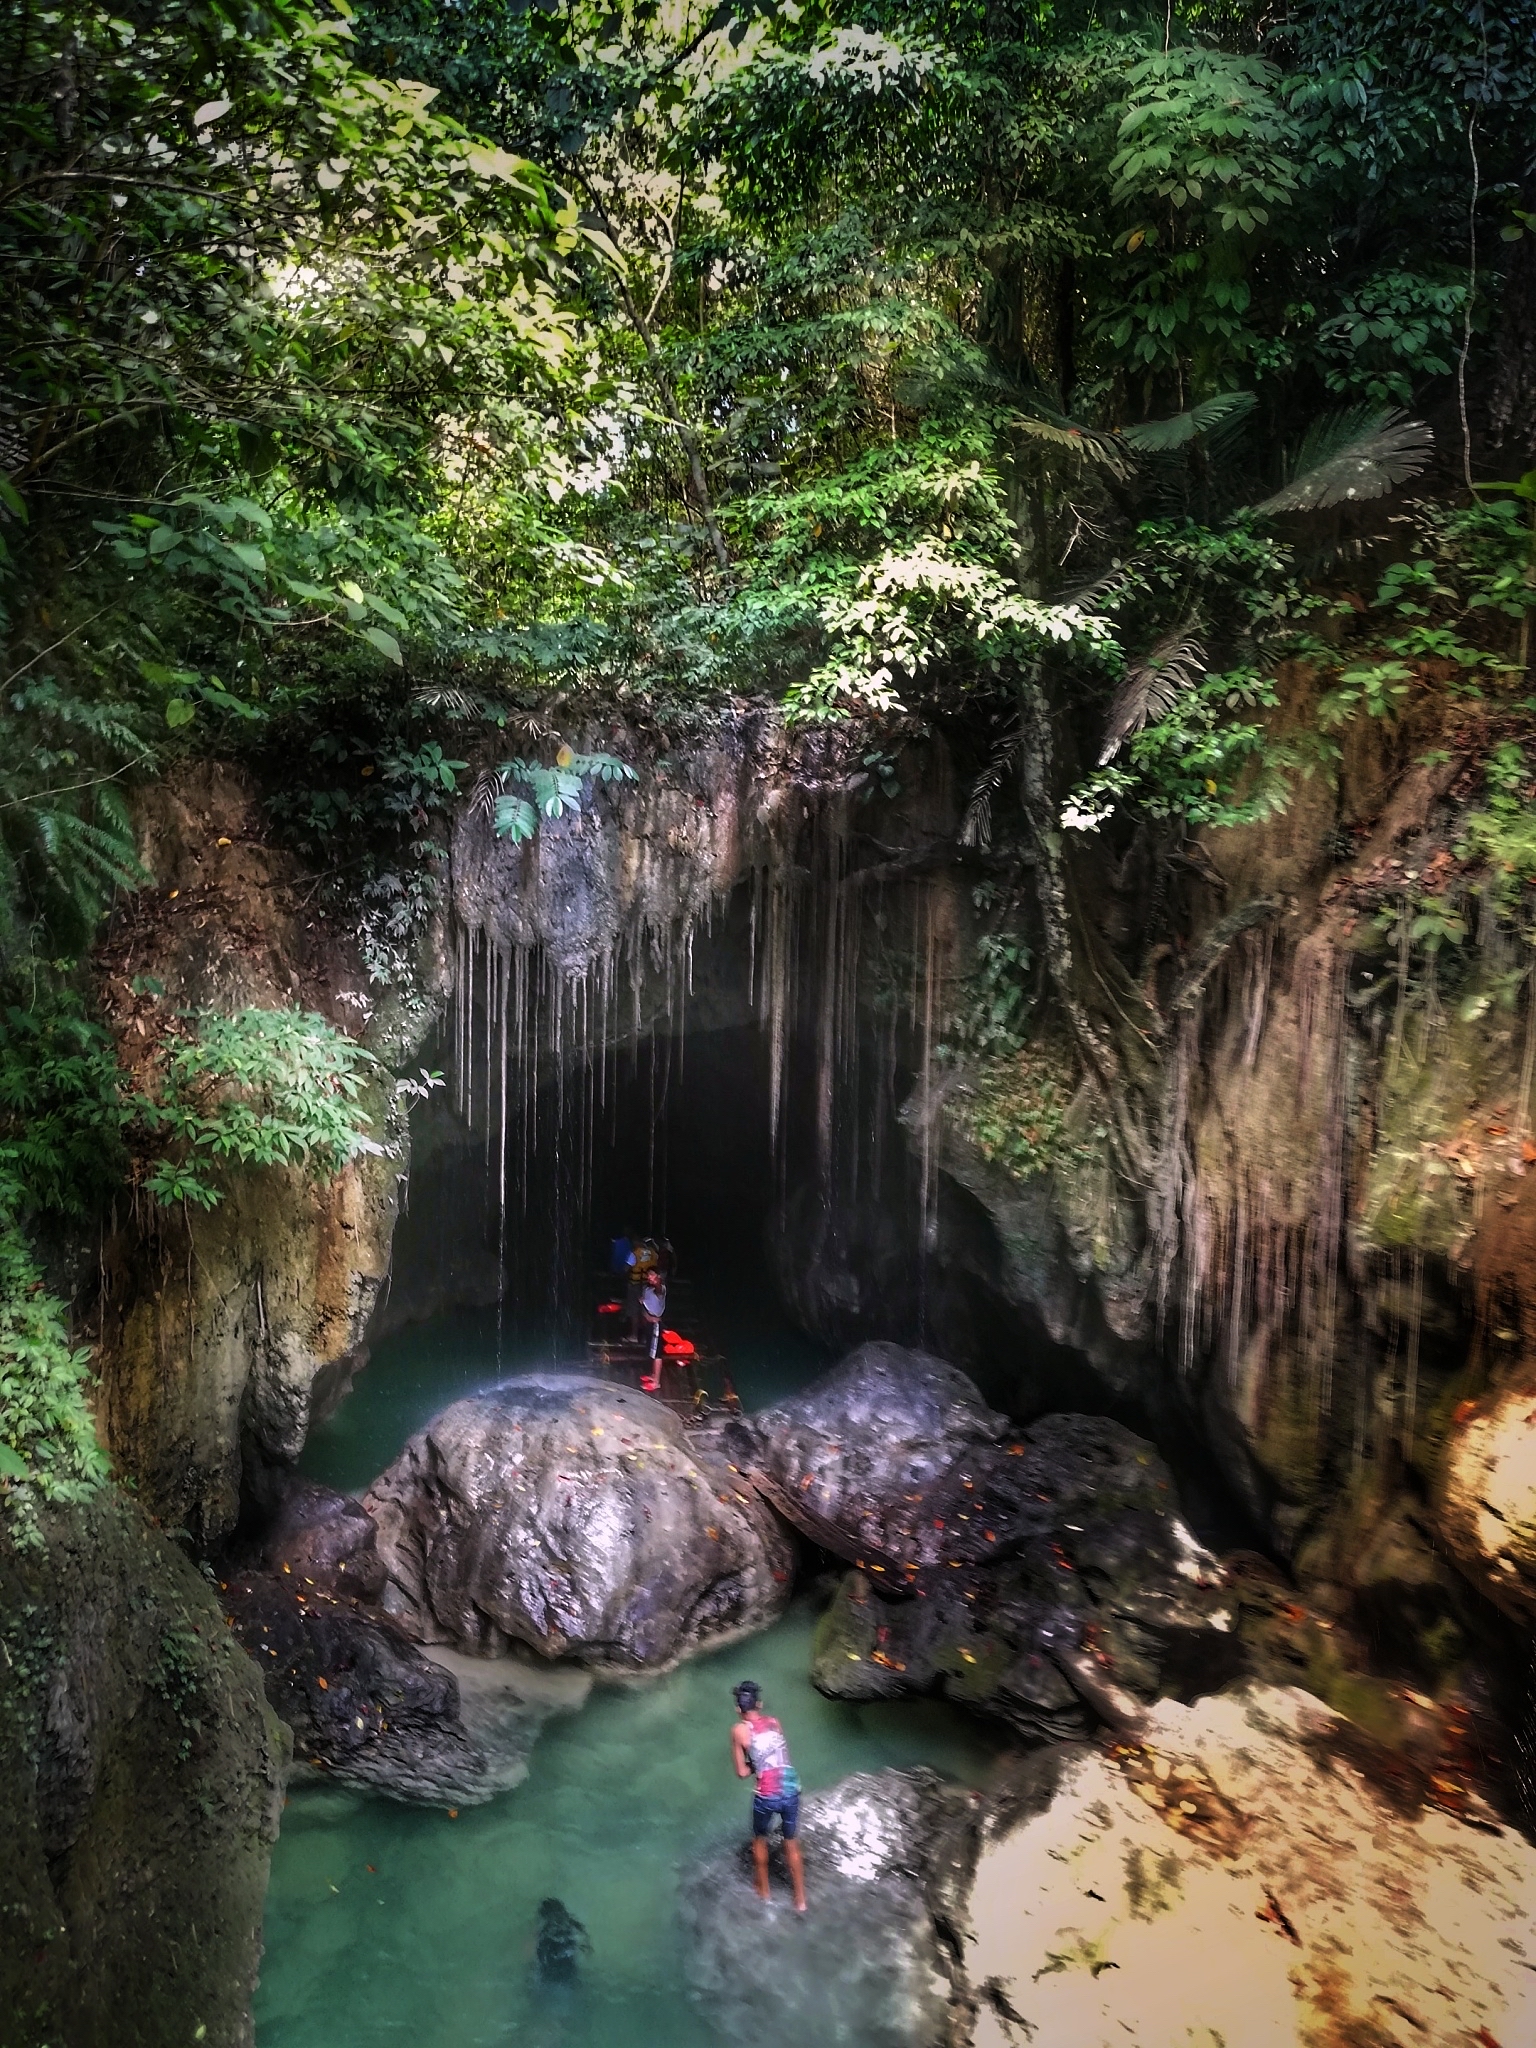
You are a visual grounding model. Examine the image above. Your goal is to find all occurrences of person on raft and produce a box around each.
[639,1268,667,1387]
[730,1680,807,1912]
[624,1233,659,1339]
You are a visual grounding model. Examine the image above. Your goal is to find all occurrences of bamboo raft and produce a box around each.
[585,1277,739,1425]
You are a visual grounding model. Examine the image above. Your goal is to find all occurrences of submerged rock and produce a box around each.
[724,1343,1235,1740]
[364,1374,794,1667]
[958,1683,1536,2048]
[680,1768,977,2048]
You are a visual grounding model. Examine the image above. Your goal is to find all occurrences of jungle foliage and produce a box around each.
[3,0,1536,1486]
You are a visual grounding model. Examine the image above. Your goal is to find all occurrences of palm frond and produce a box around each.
[467,767,506,825]
[898,349,1132,477]
[962,725,1021,849]
[1098,628,1207,766]
[1255,407,1433,515]
[1059,560,1136,611]
[1121,390,1257,453]
[411,684,480,718]
[1007,412,1134,478]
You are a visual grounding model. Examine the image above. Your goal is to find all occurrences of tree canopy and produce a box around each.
[4,0,1536,1499]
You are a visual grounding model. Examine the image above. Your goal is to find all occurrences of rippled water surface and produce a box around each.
[255,1297,1006,2048]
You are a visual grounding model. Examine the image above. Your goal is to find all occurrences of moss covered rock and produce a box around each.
[0,1488,286,2048]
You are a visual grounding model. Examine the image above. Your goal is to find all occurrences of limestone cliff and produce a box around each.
[90,764,445,1544]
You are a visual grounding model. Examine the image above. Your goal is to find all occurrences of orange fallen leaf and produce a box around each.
[316,1676,328,1690]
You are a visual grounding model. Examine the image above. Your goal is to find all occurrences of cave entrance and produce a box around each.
[503,1018,787,1352]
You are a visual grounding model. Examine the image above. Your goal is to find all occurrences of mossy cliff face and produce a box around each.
[97,1135,405,1547]
[449,708,816,982]
[91,764,445,1544]
[918,721,1536,1686]
[0,1491,286,2048]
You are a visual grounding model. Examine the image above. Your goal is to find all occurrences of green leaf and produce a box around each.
[361,625,403,665]
[165,698,197,728]
[0,1443,29,1482]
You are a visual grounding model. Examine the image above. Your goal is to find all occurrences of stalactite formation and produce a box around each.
[441,742,962,1349]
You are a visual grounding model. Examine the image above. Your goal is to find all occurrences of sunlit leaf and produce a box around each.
[361,625,403,665]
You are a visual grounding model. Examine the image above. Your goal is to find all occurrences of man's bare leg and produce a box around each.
[785,1839,807,1912]
[752,1836,771,1902]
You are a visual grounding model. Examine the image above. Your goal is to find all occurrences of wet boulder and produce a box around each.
[728,1341,1008,1561]
[256,1478,385,1599]
[363,1374,794,1668]
[222,1569,493,1804]
[680,1768,978,2048]
[724,1344,1235,1740]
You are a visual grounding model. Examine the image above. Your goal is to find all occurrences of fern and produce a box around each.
[961,725,1021,850]
[1097,627,1208,764]
[0,679,149,963]
[0,1218,108,1530]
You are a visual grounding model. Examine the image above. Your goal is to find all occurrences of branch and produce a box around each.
[843,843,1023,889]
[577,181,730,575]
[0,608,111,691]
[1167,896,1283,1015]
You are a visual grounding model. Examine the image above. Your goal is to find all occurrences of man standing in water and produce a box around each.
[731,1680,807,1912]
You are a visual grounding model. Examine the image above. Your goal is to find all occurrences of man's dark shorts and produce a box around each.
[752,1790,800,1839]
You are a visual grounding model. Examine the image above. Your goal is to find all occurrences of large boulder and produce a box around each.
[0,1491,286,2048]
[722,1344,1235,1739]
[731,1341,1007,1558]
[957,1683,1536,2048]
[681,1768,978,2048]
[222,1568,495,1805]
[364,1374,794,1667]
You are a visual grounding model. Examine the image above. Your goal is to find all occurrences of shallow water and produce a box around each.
[255,1299,1007,2048]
